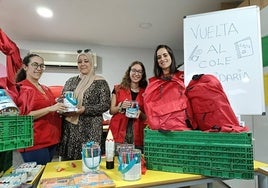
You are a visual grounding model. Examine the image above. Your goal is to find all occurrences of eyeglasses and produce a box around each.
[30,62,46,70]
[77,49,91,54]
[130,68,143,75]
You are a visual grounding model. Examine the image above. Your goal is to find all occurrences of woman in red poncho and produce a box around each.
[15,53,67,165]
[109,61,148,153]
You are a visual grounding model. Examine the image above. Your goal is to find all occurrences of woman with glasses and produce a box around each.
[15,53,67,165]
[58,50,111,160]
[109,61,148,153]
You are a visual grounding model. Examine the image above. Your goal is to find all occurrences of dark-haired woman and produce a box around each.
[143,44,194,131]
[109,61,148,152]
[151,44,184,82]
[15,53,66,165]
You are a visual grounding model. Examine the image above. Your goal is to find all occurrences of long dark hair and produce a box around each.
[153,44,177,78]
[15,53,43,83]
[120,61,148,89]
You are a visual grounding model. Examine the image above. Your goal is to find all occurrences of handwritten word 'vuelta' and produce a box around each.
[191,23,239,40]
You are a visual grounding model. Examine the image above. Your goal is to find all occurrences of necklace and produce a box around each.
[131,86,139,92]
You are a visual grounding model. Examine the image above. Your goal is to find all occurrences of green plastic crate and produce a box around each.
[0,116,33,152]
[144,128,254,179]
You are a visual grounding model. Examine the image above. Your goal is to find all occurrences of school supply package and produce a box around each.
[0,89,19,116]
[39,171,115,188]
[81,141,101,172]
[0,162,43,188]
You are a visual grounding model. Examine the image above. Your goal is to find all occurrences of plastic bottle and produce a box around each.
[105,129,115,169]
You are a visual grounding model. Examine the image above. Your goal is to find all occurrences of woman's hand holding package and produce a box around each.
[120,100,132,109]
[63,106,85,116]
[50,102,67,113]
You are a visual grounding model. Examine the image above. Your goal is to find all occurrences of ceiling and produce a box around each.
[0,0,242,50]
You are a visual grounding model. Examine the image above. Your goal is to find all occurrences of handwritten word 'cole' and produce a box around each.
[191,23,239,40]
[199,56,232,68]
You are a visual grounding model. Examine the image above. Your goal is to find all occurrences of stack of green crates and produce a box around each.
[144,128,254,179]
[0,116,33,174]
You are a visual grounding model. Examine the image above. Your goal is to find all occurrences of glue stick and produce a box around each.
[105,129,115,169]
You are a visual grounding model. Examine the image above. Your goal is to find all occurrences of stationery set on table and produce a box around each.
[40,140,143,187]
[0,162,43,188]
[118,147,142,181]
[39,171,115,188]
[81,142,102,172]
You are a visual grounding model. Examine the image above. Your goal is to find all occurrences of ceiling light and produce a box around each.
[36,7,53,18]
[139,22,152,29]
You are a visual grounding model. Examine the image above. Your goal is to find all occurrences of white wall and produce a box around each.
[261,6,268,37]
[242,110,268,164]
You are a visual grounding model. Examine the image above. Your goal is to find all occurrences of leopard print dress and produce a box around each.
[58,76,111,160]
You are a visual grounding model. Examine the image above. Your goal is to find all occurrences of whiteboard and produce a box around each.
[184,5,265,115]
